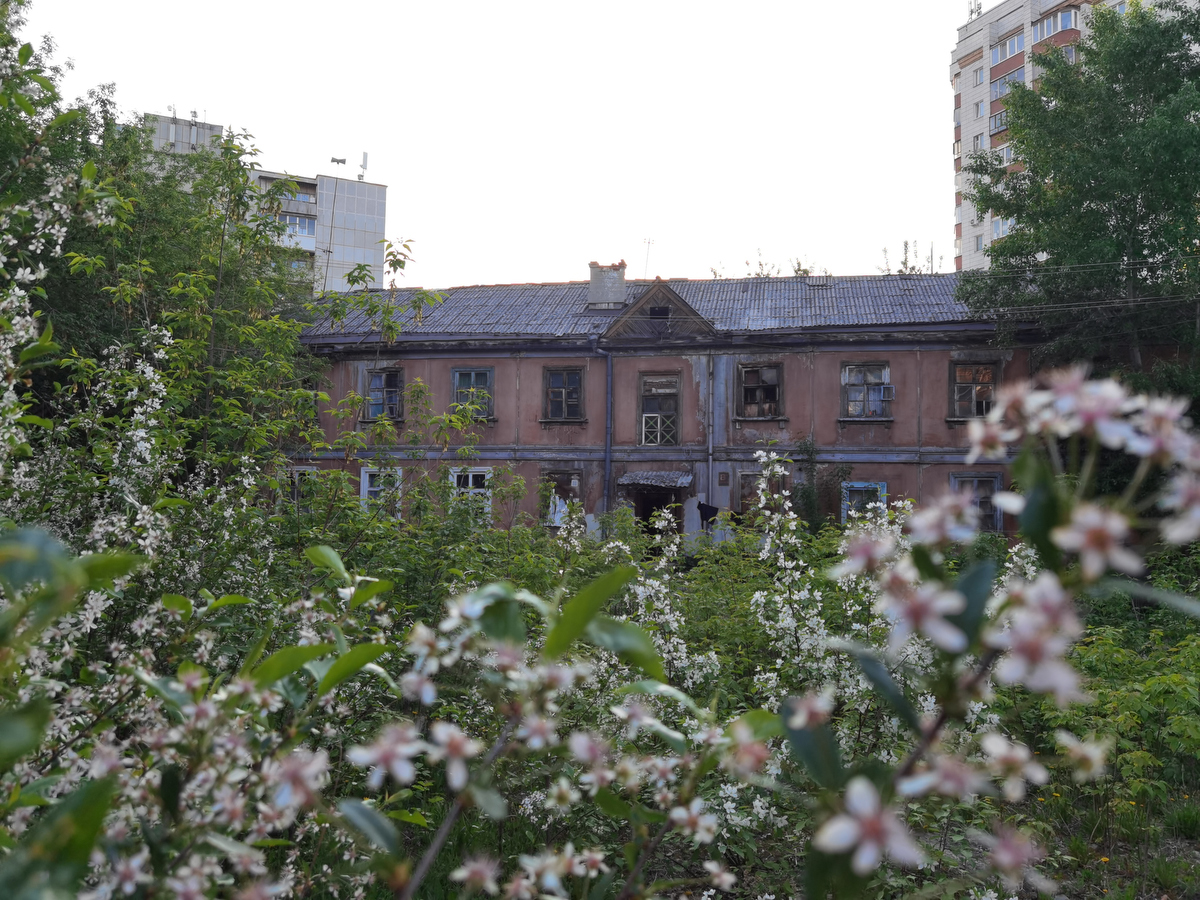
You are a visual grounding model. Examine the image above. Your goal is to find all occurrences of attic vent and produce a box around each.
[648,306,671,319]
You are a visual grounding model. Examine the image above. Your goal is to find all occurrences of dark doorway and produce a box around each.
[633,488,682,528]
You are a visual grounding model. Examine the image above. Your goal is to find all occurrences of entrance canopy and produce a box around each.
[618,471,694,489]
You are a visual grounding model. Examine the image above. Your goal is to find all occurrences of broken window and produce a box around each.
[452,368,494,418]
[842,364,894,418]
[952,473,1003,531]
[739,365,781,418]
[360,467,402,518]
[543,471,582,525]
[365,369,403,420]
[952,364,996,418]
[544,369,583,420]
[841,481,888,521]
[451,466,492,514]
[640,374,679,446]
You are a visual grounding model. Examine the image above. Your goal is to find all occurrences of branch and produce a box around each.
[615,820,673,900]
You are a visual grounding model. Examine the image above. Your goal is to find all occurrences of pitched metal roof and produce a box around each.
[302,273,971,341]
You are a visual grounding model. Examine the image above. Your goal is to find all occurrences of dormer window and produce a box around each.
[648,306,671,319]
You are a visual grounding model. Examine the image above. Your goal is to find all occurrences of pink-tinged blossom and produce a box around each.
[502,874,536,900]
[575,848,609,878]
[812,776,925,876]
[907,490,981,546]
[830,532,896,580]
[966,416,1019,465]
[611,700,656,738]
[669,798,718,844]
[450,855,500,896]
[518,847,573,895]
[1159,471,1200,544]
[786,687,835,730]
[165,875,207,900]
[1061,378,1136,448]
[426,721,483,792]
[1020,571,1082,638]
[568,731,609,767]
[991,612,1087,706]
[704,860,737,891]
[264,749,328,809]
[439,593,489,632]
[1055,730,1113,782]
[405,622,441,673]
[896,754,988,800]
[1127,395,1190,462]
[646,756,679,785]
[346,722,426,790]
[980,733,1048,802]
[879,580,968,654]
[516,714,558,750]
[113,850,151,895]
[545,776,581,812]
[1050,503,1142,581]
[723,720,770,778]
[400,671,438,705]
[978,826,1046,889]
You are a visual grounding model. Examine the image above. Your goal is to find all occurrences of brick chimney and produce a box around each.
[587,260,627,310]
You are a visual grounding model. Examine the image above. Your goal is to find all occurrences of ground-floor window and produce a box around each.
[951,472,1003,531]
[841,481,888,522]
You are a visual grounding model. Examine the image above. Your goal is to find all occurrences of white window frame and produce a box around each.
[993,217,1015,239]
[974,67,985,85]
[278,213,316,236]
[841,481,888,522]
[975,100,987,119]
[640,374,680,446]
[360,466,402,516]
[287,466,319,511]
[991,31,1025,66]
[450,466,492,514]
[951,472,1004,532]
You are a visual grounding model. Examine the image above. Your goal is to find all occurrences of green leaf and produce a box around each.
[77,552,141,585]
[203,594,252,615]
[386,809,428,827]
[305,545,349,583]
[17,43,31,65]
[204,832,263,862]
[15,415,51,428]
[1014,448,1062,569]
[238,624,274,676]
[161,594,193,621]
[362,662,405,698]
[48,109,82,130]
[643,719,687,754]
[337,799,400,856]
[829,640,921,734]
[733,708,786,742]
[594,788,631,820]
[317,643,390,696]
[479,598,526,643]
[159,764,183,824]
[0,701,49,773]
[584,615,665,681]
[467,784,508,820]
[1096,579,1200,620]
[544,566,637,659]
[616,680,703,718]
[252,643,334,687]
[783,708,844,790]
[134,670,191,710]
[947,559,997,647]
[349,578,392,609]
[81,160,97,182]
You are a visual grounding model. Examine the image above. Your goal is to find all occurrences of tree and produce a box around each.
[958,0,1200,368]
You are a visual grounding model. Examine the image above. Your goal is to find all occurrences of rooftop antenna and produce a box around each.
[642,238,654,279]
[358,151,368,182]
[967,0,982,21]
[331,157,346,165]
[322,157,347,294]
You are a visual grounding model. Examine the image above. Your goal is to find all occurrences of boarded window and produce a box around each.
[641,375,679,446]
[740,365,781,418]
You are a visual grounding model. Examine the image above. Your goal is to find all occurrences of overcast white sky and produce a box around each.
[25,0,972,289]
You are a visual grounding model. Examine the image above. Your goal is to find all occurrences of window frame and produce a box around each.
[950,472,1004,532]
[639,373,681,446]
[841,481,888,522]
[449,466,493,515]
[542,367,585,423]
[974,100,987,119]
[840,363,894,421]
[359,466,402,517]
[286,465,319,513]
[363,367,404,422]
[736,363,784,420]
[990,66,1025,102]
[949,361,999,420]
[278,213,317,236]
[451,367,495,419]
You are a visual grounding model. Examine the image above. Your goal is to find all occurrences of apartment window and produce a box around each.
[739,365,781,418]
[975,100,986,119]
[952,73,960,90]
[955,206,963,225]
[841,482,888,522]
[989,110,1009,134]
[365,369,403,420]
[974,67,985,86]
[993,217,1015,239]
[972,133,985,152]
[990,67,1025,101]
[952,363,997,418]
[544,368,583,421]
[640,374,680,445]
[1033,8,1077,42]
[360,467,402,517]
[841,364,894,419]
[975,234,984,252]
[287,466,319,512]
[953,106,961,125]
[954,237,963,256]
[278,214,316,236]
[951,473,1003,532]
[991,31,1024,65]
[953,139,961,157]
[452,368,494,417]
[1063,45,1077,64]
[996,143,1014,165]
[451,467,492,513]
[1116,1,1126,13]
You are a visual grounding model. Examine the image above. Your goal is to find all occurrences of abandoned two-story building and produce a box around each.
[299,261,1029,532]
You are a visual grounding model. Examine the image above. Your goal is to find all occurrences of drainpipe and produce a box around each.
[707,353,714,504]
[592,338,613,513]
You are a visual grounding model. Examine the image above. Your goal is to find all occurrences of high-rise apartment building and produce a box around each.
[144,113,387,292]
[950,1,1128,270]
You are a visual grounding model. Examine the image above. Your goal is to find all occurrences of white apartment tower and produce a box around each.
[950,1,1128,270]
[145,113,387,292]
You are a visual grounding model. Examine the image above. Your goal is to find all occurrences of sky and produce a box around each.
[24,0,972,290]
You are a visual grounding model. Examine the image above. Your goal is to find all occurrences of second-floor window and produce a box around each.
[544,369,583,420]
[453,368,494,417]
[739,365,781,418]
[952,364,997,417]
[842,364,894,419]
[641,374,679,445]
[278,214,316,236]
[365,369,403,420]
